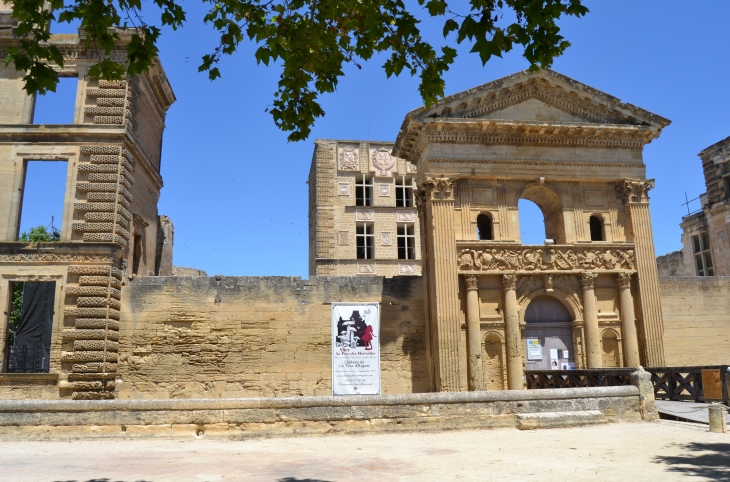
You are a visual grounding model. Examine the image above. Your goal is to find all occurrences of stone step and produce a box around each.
[516,410,607,430]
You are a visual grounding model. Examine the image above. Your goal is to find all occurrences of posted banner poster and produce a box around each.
[332,303,380,396]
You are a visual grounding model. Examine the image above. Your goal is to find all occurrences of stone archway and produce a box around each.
[516,183,566,244]
[522,294,576,371]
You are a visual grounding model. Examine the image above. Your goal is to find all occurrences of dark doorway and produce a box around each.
[590,215,604,241]
[477,214,493,240]
[523,295,575,371]
[132,234,142,275]
[6,281,55,372]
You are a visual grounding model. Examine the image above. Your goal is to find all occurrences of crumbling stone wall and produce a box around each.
[117,276,430,398]
[660,276,730,366]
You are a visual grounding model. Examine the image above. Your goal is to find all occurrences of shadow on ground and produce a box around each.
[278,479,332,482]
[654,442,730,480]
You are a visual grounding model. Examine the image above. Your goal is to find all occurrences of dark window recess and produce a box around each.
[589,216,604,241]
[355,175,373,207]
[397,224,416,259]
[477,214,493,240]
[132,234,142,275]
[356,223,374,259]
[6,281,55,373]
[395,176,413,207]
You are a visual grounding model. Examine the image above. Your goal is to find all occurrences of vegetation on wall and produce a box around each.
[5,0,587,141]
[7,282,23,348]
[18,225,60,242]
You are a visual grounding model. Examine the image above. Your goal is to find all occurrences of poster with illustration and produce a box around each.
[332,303,380,396]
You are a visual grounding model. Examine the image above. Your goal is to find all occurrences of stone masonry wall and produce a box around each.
[117,276,430,398]
[660,276,730,366]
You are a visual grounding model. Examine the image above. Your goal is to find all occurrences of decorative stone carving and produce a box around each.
[618,179,655,204]
[517,275,542,304]
[338,146,359,171]
[553,275,582,307]
[615,272,632,289]
[0,254,114,263]
[501,274,517,291]
[465,275,479,291]
[399,263,417,275]
[580,271,598,289]
[379,184,391,197]
[370,148,396,176]
[338,231,349,246]
[381,232,392,246]
[338,183,350,196]
[421,176,456,201]
[396,211,415,223]
[457,244,635,272]
[407,162,418,173]
[544,274,554,292]
[357,263,375,275]
[355,210,374,221]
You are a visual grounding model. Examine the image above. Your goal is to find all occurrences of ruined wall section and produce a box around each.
[117,276,430,398]
[661,276,730,366]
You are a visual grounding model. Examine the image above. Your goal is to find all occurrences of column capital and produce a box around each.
[420,175,456,202]
[501,274,517,290]
[580,271,598,289]
[465,275,479,291]
[615,272,632,289]
[617,178,655,204]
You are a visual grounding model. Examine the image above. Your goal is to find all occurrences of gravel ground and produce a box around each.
[0,420,728,481]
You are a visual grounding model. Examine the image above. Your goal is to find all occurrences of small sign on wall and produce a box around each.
[332,303,380,396]
[526,339,542,361]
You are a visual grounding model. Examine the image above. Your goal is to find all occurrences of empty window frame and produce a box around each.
[723,161,730,198]
[397,224,416,260]
[589,215,604,241]
[33,76,79,124]
[5,281,55,373]
[18,160,67,241]
[476,213,493,240]
[356,223,375,259]
[132,234,143,275]
[692,232,714,276]
[395,176,413,208]
[355,175,373,207]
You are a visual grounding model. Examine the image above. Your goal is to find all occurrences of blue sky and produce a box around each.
[28,0,730,275]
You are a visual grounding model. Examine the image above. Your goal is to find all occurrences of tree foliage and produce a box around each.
[5,0,588,140]
[18,225,59,242]
[7,282,24,348]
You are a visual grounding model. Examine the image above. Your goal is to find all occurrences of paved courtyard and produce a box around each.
[0,420,728,481]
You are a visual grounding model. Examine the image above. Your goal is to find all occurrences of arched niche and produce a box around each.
[482,331,505,390]
[476,212,493,240]
[516,183,566,244]
[589,213,606,242]
[518,289,582,325]
[601,328,622,367]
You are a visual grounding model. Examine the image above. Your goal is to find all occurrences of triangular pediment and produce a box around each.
[412,69,670,128]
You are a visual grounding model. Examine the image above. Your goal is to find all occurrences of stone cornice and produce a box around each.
[0,242,122,264]
[698,134,730,162]
[427,158,642,170]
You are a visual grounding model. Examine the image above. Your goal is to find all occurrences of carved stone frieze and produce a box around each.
[370,148,396,176]
[399,263,417,275]
[355,210,374,222]
[457,244,636,273]
[357,263,376,275]
[0,254,114,263]
[338,146,359,171]
[617,178,654,204]
[396,211,416,223]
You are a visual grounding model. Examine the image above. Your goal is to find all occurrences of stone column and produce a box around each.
[581,272,602,368]
[465,275,484,391]
[618,179,665,366]
[616,272,641,367]
[502,274,523,390]
[419,176,462,391]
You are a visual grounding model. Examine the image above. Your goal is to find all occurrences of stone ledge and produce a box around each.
[516,409,607,430]
[0,372,60,383]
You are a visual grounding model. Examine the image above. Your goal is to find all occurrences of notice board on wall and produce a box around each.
[331,303,380,396]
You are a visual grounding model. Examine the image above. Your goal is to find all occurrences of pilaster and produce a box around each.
[464,275,484,391]
[501,274,523,390]
[580,272,601,368]
[419,176,462,391]
[618,179,665,366]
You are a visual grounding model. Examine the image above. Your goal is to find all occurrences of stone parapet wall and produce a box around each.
[117,275,430,399]
[0,386,642,439]
[660,276,730,366]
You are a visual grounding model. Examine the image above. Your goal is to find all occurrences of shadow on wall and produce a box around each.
[653,442,730,479]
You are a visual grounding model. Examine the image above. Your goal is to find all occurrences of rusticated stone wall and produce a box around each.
[660,276,730,366]
[117,276,430,398]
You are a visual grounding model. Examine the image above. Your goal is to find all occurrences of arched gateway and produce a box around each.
[393,69,669,391]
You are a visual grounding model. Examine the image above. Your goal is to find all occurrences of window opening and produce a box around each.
[18,160,67,241]
[517,199,546,244]
[355,175,373,206]
[5,281,55,373]
[589,215,604,241]
[395,176,413,207]
[692,232,714,276]
[356,223,375,259]
[33,77,78,124]
[397,224,416,259]
[132,234,143,275]
[477,214,493,240]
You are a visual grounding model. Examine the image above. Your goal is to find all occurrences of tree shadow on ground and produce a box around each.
[654,442,730,480]
[278,478,332,482]
[53,479,151,482]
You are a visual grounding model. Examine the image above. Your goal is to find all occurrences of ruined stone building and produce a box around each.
[661,135,730,277]
[1,15,729,400]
